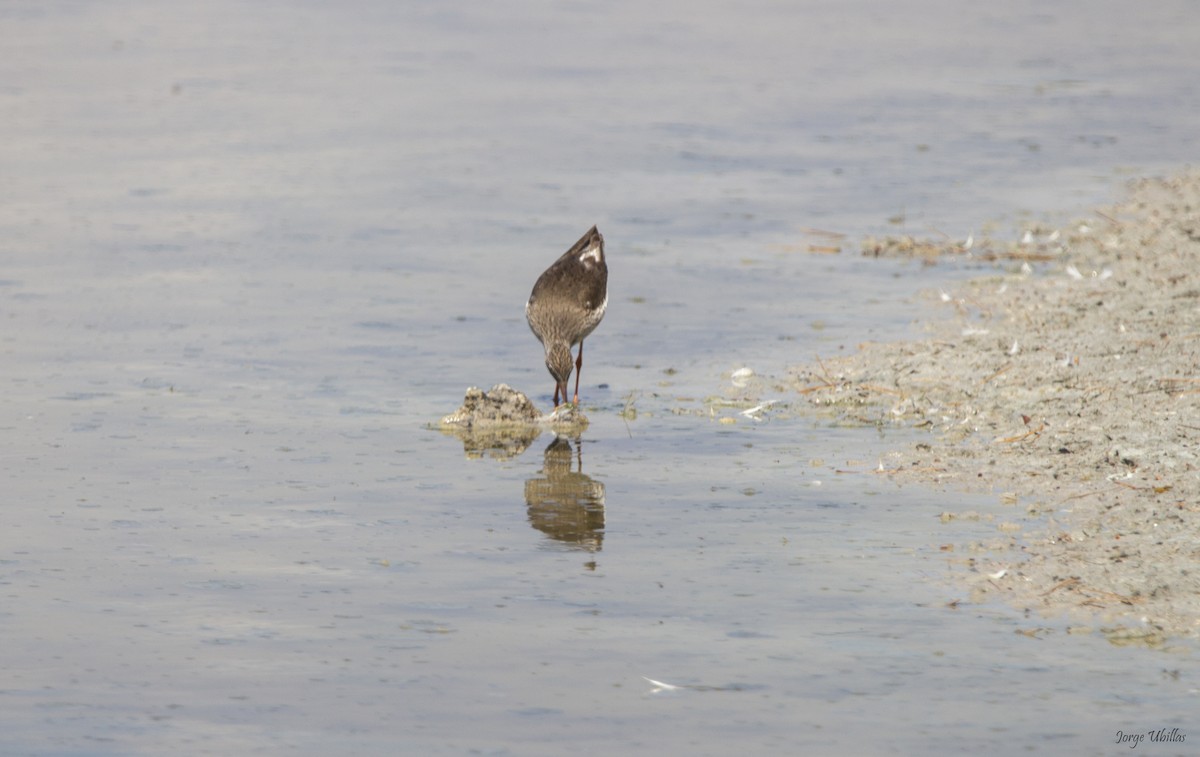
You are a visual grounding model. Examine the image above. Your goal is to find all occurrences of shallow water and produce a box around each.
[2,1,1198,754]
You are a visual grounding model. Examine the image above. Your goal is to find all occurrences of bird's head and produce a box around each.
[545,342,574,405]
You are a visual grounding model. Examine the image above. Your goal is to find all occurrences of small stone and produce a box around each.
[440,384,540,428]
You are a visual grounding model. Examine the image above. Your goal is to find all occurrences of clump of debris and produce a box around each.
[438,384,589,458]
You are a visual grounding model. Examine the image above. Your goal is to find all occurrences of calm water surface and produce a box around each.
[2,1,1198,754]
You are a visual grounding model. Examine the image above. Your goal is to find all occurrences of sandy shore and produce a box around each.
[789,170,1200,645]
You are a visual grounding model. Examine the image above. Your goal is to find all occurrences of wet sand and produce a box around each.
[788,170,1200,644]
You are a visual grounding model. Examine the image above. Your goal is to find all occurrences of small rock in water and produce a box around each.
[439,384,589,439]
[440,384,539,428]
[542,401,584,424]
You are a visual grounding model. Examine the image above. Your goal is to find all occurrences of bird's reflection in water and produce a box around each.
[524,436,605,555]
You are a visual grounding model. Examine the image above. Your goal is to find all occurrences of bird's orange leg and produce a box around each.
[573,340,584,405]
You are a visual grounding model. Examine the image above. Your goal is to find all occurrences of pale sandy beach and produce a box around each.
[789,170,1200,644]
